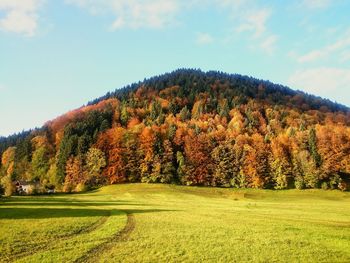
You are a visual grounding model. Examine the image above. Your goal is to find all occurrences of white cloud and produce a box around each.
[217,1,272,38]
[301,0,331,9]
[297,30,350,63]
[196,32,213,45]
[217,1,276,54]
[66,0,181,30]
[298,50,325,63]
[288,67,350,105]
[236,8,271,38]
[217,0,255,9]
[0,0,43,37]
[260,34,277,55]
[340,50,350,63]
[66,0,278,53]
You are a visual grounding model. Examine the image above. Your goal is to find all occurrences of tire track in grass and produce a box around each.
[8,213,111,263]
[74,212,135,263]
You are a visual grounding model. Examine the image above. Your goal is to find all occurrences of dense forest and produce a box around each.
[1,69,350,195]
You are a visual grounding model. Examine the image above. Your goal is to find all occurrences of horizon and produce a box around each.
[1,0,350,136]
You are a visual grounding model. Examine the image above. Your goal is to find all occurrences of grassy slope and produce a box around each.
[1,184,350,262]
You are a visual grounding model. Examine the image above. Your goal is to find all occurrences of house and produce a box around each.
[47,189,55,194]
[15,181,57,195]
[15,181,35,195]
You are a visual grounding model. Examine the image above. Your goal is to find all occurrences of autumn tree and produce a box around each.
[96,127,126,184]
[14,137,32,180]
[56,126,79,182]
[139,126,156,183]
[217,99,230,119]
[63,156,85,192]
[183,131,213,185]
[0,147,16,196]
[179,106,191,122]
[308,127,321,167]
[211,142,236,187]
[176,151,186,184]
[270,134,292,189]
[241,134,269,188]
[123,131,140,182]
[160,139,175,183]
[85,147,106,186]
[192,101,204,119]
[31,146,50,182]
[120,102,130,126]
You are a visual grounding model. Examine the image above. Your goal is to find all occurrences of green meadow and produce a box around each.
[1,184,350,262]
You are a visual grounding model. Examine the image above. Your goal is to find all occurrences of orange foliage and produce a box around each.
[31,135,48,149]
[184,131,213,185]
[95,127,126,184]
[1,147,15,168]
[47,98,118,134]
[139,127,155,161]
[159,85,180,97]
[127,117,141,129]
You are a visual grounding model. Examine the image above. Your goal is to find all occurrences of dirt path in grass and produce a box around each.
[74,212,136,263]
[7,214,110,263]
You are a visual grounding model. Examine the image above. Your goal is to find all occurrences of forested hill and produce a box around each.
[89,69,348,112]
[1,69,350,195]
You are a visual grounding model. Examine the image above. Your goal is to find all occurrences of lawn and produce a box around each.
[1,184,350,262]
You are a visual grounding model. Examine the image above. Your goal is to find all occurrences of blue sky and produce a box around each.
[1,0,350,136]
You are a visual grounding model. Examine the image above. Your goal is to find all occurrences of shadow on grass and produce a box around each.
[0,207,177,220]
[1,201,149,207]
[0,197,151,207]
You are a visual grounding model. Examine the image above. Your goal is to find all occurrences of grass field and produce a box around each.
[1,184,350,262]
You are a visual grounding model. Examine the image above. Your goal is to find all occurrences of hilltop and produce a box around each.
[1,69,350,195]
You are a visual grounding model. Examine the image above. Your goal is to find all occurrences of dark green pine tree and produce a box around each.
[120,102,130,127]
[160,140,175,183]
[211,143,236,187]
[56,132,78,183]
[308,127,322,167]
[77,133,91,156]
[168,99,179,115]
[150,100,162,121]
[179,106,191,122]
[123,132,140,182]
[176,151,186,184]
[217,99,230,119]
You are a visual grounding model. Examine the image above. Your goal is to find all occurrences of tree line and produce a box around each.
[1,70,350,195]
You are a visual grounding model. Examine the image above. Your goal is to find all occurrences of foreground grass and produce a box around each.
[1,184,350,262]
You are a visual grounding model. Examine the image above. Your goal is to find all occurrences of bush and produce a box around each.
[26,184,44,195]
[338,181,348,192]
[321,182,329,190]
[0,184,4,196]
[63,182,74,193]
[0,176,14,197]
[329,174,341,189]
[75,182,88,192]
[294,180,305,190]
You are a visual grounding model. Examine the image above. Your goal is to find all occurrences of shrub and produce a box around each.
[26,184,44,195]
[338,181,348,192]
[0,176,14,197]
[294,179,304,190]
[0,184,4,196]
[75,182,88,192]
[321,182,329,190]
[63,182,74,193]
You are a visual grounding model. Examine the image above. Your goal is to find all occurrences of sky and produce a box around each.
[1,0,350,136]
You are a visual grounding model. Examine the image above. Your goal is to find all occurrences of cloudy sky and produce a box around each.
[1,0,350,136]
